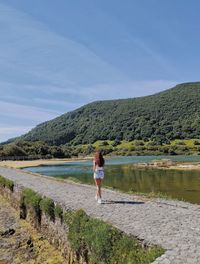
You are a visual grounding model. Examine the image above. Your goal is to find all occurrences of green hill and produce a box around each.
[15,82,200,146]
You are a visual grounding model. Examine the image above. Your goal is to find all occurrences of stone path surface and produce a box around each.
[1,166,200,264]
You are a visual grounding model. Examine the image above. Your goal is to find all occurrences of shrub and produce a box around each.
[83,218,120,264]
[0,175,14,192]
[135,141,145,146]
[55,204,63,220]
[194,140,200,145]
[100,141,109,146]
[64,209,89,257]
[111,235,164,264]
[6,179,14,192]
[21,188,42,225]
[175,141,186,145]
[112,139,121,147]
[64,209,164,264]
[40,197,55,222]
[21,188,42,209]
[0,175,6,187]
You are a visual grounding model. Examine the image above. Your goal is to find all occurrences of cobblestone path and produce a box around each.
[0,166,200,264]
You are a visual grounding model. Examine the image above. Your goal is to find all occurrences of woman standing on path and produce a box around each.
[93,151,105,204]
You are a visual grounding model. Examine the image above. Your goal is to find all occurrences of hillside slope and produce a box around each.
[18,82,200,145]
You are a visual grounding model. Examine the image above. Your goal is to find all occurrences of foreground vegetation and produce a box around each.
[64,209,164,264]
[0,175,164,263]
[0,175,14,191]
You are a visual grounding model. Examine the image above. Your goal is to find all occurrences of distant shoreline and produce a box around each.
[0,156,200,170]
[0,157,92,169]
[132,161,200,170]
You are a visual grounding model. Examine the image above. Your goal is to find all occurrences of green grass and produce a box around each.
[21,188,42,209]
[54,204,63,220]
[73,138,200,156]
[40,197,55,222]
[93,140,114,147]
[64,209,164,264]
[20,188,42,224]
[128,190,173,200]
[0,175,14,192]
[67,177,82,183]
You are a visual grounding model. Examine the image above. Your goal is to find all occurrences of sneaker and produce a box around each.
[95,195,98,201]
[97,198,102,204]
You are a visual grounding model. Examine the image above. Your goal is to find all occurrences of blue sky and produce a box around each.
[0,0,199,143]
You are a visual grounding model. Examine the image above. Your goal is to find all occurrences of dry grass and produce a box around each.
[0,157,92,169]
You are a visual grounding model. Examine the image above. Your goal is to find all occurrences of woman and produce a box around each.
[93,151,105,204]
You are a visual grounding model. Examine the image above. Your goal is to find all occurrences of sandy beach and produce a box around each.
[0,157,200,170]
[133,161,200,170]
[0,157,92,169]
[169,163,200,170]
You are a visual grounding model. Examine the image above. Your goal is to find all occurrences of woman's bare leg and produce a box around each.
[96,186,99,198]
[98,185,101,198]
[95,179,102,198]
[98,179,102,198]
[94,179,99,198]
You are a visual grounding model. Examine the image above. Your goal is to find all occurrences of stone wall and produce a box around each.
[0,183,78,264]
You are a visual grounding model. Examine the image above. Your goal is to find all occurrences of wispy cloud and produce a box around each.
[0,100,61,143]
[0,2,128,87]
[0,2,180,143]
[0,1,125,143]
[74,80,178,101]
[0,125,33,143]
[127,35,176,76]
[0,101,61,122]
[0,126,32,133]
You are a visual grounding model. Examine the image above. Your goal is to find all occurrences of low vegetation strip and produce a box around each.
[1,138,200,161]
[0,174,164,264]
[64,209,163,264]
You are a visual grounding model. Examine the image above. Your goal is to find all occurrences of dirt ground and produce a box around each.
[0,195,66,264]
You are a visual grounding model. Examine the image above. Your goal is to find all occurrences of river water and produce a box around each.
[24,155,200,204]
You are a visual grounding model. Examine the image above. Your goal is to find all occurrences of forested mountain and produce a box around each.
[13,82,200,145]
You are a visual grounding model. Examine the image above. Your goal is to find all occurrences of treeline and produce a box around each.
[9,82,200,146]
[0,141,72,159]
[1,139,200,160]
[77,139,200,156]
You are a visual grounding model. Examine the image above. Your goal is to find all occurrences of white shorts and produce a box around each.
[94,170,104,179]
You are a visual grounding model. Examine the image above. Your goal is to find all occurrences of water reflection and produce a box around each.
[24,156,200,204]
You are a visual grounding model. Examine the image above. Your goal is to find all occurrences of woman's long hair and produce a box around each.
[94,151,105,167]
